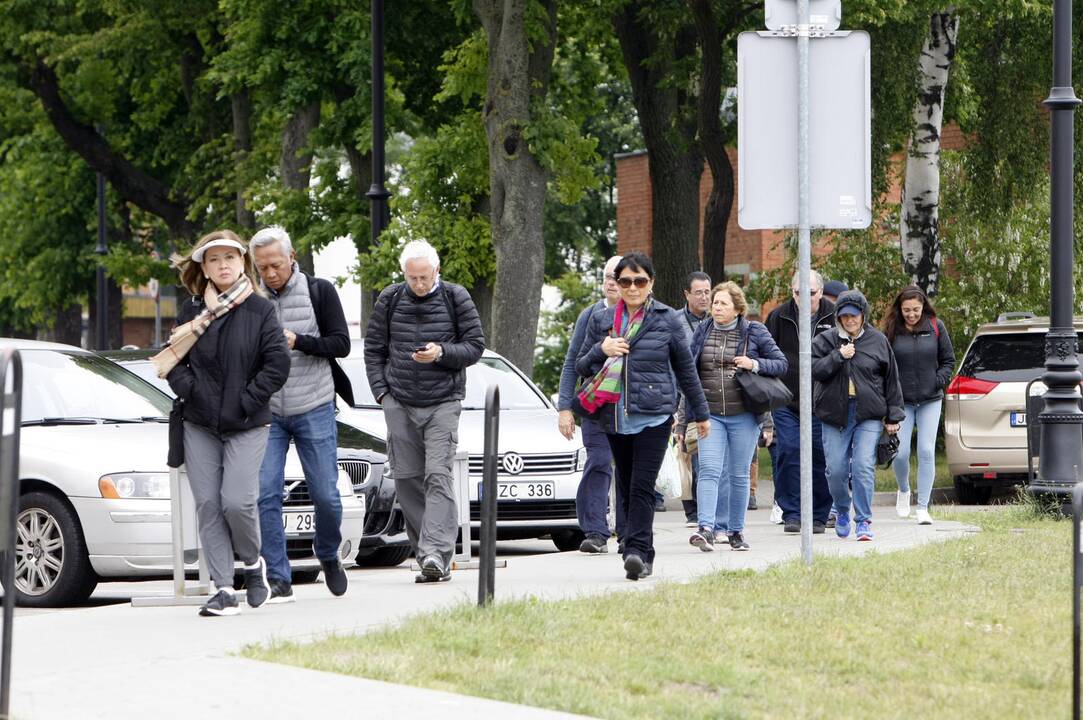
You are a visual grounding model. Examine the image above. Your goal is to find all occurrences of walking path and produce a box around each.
[9,487,979,719]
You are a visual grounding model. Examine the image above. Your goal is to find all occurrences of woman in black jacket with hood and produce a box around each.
[811,289,905,542]
[882,285,955,525]
[152,230,290,617]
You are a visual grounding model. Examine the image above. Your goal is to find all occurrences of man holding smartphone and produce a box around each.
[364,240,485,583]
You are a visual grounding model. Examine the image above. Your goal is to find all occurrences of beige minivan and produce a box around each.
[944,313,1083,503]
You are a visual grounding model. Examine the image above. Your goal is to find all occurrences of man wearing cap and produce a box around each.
[250,226,354,602]
[764,269,836,533]
[822,279,849,306]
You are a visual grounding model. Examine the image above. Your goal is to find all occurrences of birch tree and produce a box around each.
[899,9,959,296]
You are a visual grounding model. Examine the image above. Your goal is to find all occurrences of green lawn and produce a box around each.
[755,446,953,493]
[246,505,1071,719]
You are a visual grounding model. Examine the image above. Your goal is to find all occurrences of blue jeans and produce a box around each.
[771,406,833,523]
[893,399,943,509]
[697,413,760,534]
[577,420,614,538]
[821,400,881,523]
[258,401,342,582]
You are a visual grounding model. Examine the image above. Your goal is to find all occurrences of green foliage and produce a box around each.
[532,271,597,397]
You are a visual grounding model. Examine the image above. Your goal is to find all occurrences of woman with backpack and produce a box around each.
[882,285,956,525]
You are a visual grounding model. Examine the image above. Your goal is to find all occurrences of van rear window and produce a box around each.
[958,332,1082,382]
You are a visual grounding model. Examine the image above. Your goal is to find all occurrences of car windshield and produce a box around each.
[958,332,1083,382]
[340,355,547,410]
[116,358,175,397]
[22,350,172,424]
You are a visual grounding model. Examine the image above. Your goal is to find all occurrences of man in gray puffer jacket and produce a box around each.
[365,240,485,583]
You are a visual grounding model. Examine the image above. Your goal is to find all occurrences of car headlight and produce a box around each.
[99,473,171,499]
[335,468,354,497]
[575,446,588,471]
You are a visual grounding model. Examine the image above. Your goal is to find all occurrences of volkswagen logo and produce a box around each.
[501,452,525,475]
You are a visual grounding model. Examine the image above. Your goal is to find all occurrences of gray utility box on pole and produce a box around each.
[737,30,871,230]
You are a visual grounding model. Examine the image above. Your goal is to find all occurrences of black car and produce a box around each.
[103,349,411,568]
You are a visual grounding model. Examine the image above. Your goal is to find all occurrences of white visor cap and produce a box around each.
[193,238,247,263]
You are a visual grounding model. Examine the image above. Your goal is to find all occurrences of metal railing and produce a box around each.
[0,349,23,718]
[478,385,499,607]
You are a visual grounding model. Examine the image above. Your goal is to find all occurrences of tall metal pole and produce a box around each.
[95,169,108,350]
[796,0,813,565]
[1031,0,1082,500]
[366,0,391,327]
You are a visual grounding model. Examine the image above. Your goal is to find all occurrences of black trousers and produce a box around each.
[606,421,672,563]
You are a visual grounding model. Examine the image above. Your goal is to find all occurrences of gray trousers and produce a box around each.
[382,396,461,569]
[184,423,268,588]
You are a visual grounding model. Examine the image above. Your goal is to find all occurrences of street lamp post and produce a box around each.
[1031,0,1082,499]
[95,169,108,350]
[365,0,391,326]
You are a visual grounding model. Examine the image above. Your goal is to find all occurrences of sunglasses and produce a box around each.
[617,276,651,289]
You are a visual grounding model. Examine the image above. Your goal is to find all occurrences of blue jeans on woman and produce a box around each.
[893,399,943,509]
[822,399,881,524]
[697,412,760,535]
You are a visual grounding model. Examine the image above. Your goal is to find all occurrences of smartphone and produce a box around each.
[414,344,429,352]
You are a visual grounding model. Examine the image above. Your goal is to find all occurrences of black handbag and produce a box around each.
[876,430,900,468]
[733,334,792,414]
[167,398,185,468]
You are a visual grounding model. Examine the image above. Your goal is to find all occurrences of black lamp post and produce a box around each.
[1031,0,1082,499]
[365,0,391,324]
[95,167,108,350]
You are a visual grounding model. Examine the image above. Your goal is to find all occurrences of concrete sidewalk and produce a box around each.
[9,492,979,719]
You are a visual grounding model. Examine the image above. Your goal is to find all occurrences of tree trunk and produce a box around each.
[474,0,557,377]
[231,90,256,230]
[281,100,321,274]
[613,4,702,308]
[900,9,959,296]
[46,304,82,346]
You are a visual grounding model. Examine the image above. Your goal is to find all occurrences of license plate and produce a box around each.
[1010,411,1026,427]
[478,481,556,500]
[282,511,316,535]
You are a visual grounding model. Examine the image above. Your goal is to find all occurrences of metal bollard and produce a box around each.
[1073,483,1083,719]
[478,385,499,607]
[0,349,23,719]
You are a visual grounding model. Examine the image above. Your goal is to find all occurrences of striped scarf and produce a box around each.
[576,299,648,413]
[151,275,254,378]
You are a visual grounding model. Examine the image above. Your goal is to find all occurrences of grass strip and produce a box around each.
[247,505,1070,719]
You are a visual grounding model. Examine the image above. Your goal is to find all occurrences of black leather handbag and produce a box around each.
[734,334,792,414]
[167,398,185,468]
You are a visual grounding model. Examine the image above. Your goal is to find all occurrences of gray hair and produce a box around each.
[790,268,823,292]
[399,240,440,273]
[250,226,293,256]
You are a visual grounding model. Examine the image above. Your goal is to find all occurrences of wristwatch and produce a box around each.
[435,345,444,361]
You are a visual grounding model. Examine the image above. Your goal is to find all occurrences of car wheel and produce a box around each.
[291,569,322,585]
[356,545,412,567]
[953,476,992,505]
[551,529,586,552]
[15,491,98,607]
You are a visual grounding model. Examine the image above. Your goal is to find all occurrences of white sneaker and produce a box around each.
[770,502,783,525]
[896,491,911,518]
[916,508,933,525]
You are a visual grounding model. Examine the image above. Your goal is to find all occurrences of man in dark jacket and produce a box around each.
[764,269,836,532]
[364,240,485,583]
[251,226,354,602]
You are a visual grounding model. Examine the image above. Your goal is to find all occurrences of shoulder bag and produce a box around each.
[734,332,793,414]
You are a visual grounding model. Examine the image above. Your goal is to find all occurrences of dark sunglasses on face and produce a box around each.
[617,276,650,289]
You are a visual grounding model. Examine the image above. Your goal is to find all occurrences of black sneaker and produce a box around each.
[727,532,750,551]
[267,577,295,604]
[624,553,646,581]
[244,558,270,608]
[747,494,758,511]
[642,561,653,577]
[654,499,667,512]
[783,518,801,534]
[321,559,349,597]
[579,534,609,554]
[199,589,240,617]
[826,511,837,529]
[416,555,451,583]
[813,521,826,535]
[689,527,716,552]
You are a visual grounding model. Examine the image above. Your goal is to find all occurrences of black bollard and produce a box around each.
[478,385,500,607]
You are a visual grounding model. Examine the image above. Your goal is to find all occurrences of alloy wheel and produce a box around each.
[15,508,65,596]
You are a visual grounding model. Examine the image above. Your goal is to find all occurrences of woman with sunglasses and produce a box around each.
[677,281,786,551]
[576,252,711,580]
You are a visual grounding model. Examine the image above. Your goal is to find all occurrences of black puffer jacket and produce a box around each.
[810,289,905,429]
[167,293,290,433]
[765,296,837,409]
[364,281,485,407]
[575,299,709,432]
[890,316,955,404]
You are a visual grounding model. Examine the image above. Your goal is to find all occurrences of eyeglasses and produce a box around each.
[604,273,616,281]
[617,276,650,289]
[792,287,822,296]
[688,289,711,297]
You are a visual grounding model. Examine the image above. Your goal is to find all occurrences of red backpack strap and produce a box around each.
[933,319,940,338]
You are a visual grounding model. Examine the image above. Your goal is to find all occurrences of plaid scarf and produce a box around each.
[151,275,254,378]
[576,299,648,413]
